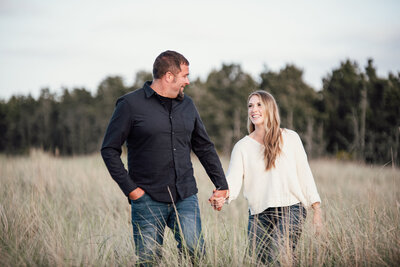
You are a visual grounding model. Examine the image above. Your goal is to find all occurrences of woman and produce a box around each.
[217,90,322,264]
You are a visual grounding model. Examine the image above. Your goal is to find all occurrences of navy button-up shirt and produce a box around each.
[101,81,228,203]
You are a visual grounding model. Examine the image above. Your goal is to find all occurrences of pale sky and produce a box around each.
[1,0,399,100]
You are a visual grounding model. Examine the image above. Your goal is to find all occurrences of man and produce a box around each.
[101,50,229,265]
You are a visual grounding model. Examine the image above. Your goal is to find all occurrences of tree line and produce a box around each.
[0,59,399,165]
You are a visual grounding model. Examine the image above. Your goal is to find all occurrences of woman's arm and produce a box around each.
[225,143,245,203]
[312,202,323,235]
[293,132,321,206]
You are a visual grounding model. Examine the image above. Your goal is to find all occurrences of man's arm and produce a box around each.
[190,106,229,209]
[190,108,228,189]
[101,98,138,197]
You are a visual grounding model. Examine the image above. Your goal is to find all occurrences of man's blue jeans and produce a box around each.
[248,203,307,264]
[131,193,204,265]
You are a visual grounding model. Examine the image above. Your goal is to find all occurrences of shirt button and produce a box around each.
[172,132,175,135]
[173,148,176,151]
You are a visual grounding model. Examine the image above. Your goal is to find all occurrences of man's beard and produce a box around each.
[176,88,184,101]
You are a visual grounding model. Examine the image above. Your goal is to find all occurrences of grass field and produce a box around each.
[0,150,399,266]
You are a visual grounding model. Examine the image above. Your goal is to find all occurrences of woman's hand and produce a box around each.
[312,202,323,235]
[210,197,226,210]
[208,189,229,211]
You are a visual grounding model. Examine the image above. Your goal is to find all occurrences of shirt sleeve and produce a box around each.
[293,132,321,206]
[191,106,228,190]
[101,98,138,196]
[226,142,244,203]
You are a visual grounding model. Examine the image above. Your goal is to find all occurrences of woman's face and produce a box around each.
[248,95,265,127]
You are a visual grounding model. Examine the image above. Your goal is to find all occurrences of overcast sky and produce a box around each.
[1,0,399,100]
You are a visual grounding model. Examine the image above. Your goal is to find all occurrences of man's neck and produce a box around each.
[150,80,174,98]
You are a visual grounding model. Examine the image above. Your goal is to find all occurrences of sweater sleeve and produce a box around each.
[226,142,245,203]
[293,132,321,206]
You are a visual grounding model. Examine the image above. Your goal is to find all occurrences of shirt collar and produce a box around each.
[143,81,155,98]
[143,80,184,101]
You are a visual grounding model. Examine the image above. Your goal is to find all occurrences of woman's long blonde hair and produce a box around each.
[247,90,283,171]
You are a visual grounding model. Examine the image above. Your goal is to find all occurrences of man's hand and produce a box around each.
[208,189,229,211]
[129,187,145,200]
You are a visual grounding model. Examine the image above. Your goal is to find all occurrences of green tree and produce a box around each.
[194,64,257,154]
[131,70,153,90]
[0,100,7,151]
[3,94,41,154]
[57,88,98,155]
[321,60,364,157]
[364,59,400,164]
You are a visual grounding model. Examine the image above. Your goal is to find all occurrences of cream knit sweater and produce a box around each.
[227,129,321,215]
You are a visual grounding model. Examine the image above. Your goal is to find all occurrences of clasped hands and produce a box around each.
[208,189,229,211]
[129,187,229,211]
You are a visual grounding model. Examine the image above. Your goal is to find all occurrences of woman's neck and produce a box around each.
[249,125,265,145]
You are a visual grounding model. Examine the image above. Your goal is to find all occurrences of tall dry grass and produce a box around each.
[0,150,399,266]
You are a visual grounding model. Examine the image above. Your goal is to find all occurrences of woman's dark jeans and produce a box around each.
[248,203,307,264]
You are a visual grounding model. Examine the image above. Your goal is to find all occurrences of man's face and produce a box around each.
[170,64,190,98]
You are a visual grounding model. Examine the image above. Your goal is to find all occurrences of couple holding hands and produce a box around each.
[101,50,322,266]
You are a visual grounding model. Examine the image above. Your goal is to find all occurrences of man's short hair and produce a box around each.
[153,50,189,79]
